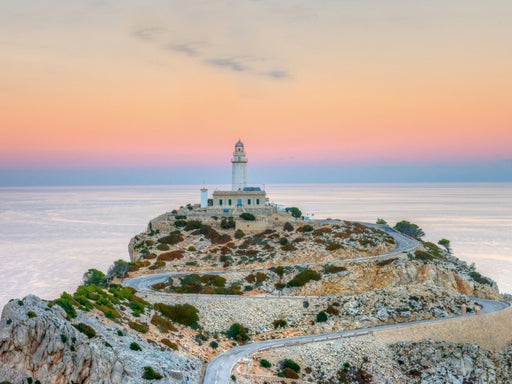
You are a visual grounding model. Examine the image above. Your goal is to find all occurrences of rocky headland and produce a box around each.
[1,206,510,384]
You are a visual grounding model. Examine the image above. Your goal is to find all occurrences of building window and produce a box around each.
[228,199,232,206]
[219,199,223,206]
[256,199,260,205]
[248,199,251,205]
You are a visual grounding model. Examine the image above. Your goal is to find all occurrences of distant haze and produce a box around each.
[1,1,511,186]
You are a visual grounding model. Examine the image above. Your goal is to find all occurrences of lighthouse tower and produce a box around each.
[232,140,248,191]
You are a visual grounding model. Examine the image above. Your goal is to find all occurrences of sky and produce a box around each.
[1,0,511,186]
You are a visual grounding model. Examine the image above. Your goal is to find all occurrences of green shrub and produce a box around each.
[376,218,387,225]
[55,292,77,318]
[272,319,287,328]
[210,341,219,349]
[260,359,271,368]
[83,269,106,287]
[17,300,24,306]
[231,375,236,381]
[185,220,202,231]
[157,243,170,251]
[283,222,294,231]
[287,270,321,287]
[154,303,199,328]
[226,323,249,343]
[413,250,434,262]
[73,323,96,338]
[316,311,328,322]
[151,314,177,333]
[130,342,142,351]
[469,271,493,286]
[240,213,256,221]
[394,220,425,239]
[174,220,187,228]
[302,224,314,232]
[117,330,124,336]
[129,321,149,334]
[234,229,245,239]
[274,266,285,277]
[200,224,232,244]
[221,217,236,229]
[174,215,187,220]
[285,207,302,219]
[326,242,343,251]
[27,311,37,319]
[284,359,300,373]
[158,231,183,245]
[142,366,163,380]
[279,237,289,245]
[6,319,12,325]
[161,338,178,350]
[129,300,146,316]
[60,334,67,343]
[324,265,347,274]
[200,274,226,287]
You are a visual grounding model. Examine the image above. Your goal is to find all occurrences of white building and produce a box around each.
[200,140,275,215]
[232,140,247,191]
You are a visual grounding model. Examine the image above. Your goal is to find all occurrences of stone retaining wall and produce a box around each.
[139,292,329,334]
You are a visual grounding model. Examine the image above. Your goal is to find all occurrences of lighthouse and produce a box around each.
[232,140,247,191]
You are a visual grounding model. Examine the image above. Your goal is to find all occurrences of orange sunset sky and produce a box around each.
[1,1,511,185]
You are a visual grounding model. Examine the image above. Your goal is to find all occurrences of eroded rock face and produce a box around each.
[293,259,500,300]
[391,340,512,384]
[0,295,202,384]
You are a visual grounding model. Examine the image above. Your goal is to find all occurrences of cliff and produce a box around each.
[0,295,202,384]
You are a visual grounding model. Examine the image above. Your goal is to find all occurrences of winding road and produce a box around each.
[125,225,417,292]
[123,224,510,384]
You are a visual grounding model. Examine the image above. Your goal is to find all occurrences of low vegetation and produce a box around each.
[154,303,199,328]
[142,366,163,380]
[287,269,321,287]
[226,323,249,343]
[394,220,425,239]
[73,323,96,339]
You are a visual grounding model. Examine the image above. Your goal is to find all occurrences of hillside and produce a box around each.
[1,207,510,384]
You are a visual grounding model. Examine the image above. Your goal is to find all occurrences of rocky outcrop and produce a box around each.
[0,295,202,384]
[290,258,500,300]
[244,337,512,384]
[391,340,512,383]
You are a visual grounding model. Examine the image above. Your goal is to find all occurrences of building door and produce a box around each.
[237,199,242,206]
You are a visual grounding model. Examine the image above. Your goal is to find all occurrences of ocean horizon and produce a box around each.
[1,182,511,309]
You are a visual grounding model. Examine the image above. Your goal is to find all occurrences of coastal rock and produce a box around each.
[391,340,512,384]
[0,295,202,384]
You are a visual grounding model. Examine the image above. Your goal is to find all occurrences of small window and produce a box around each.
[248,199,251,205]
[228,199,232,206]
[256,199,260,205]
[219,199,223,206]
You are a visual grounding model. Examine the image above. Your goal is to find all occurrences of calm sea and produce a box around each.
[0,183,511,309]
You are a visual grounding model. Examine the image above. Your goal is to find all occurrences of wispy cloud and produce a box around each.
[133,27,165,41]
[167,41,210,57]
[205,56,290,80]
[265,70,290,80]
[205,56,259,72]
[132,30,290,81]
